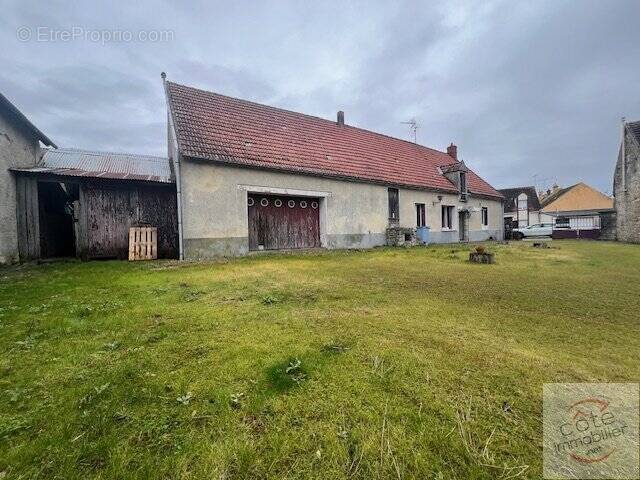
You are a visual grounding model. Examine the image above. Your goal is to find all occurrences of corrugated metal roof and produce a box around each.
[13,148,173,183]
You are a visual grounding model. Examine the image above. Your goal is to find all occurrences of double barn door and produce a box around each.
[248,194,320,250]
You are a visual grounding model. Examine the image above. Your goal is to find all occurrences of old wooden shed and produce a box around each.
[11,148,178,260]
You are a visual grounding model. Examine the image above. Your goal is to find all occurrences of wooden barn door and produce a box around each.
[248,194,320,250]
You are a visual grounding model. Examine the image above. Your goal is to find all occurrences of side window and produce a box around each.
[388,188,399,221]
[441,205,454,229]
[416,203,426,227]
[481,207,488,226]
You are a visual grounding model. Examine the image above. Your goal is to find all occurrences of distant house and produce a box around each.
[499,186,551,232]
[613,119,640,243]
[164,78,504,259]
[539,183,615,239]
[0,92,56,264]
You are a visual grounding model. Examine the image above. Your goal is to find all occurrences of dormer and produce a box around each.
[441,160,469,202]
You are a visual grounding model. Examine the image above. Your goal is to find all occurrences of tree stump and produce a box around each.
[469,252,495,264]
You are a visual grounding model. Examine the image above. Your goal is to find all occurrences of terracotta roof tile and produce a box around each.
[166,82,502,198]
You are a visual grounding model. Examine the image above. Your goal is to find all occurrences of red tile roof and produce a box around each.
[166,81,502,199]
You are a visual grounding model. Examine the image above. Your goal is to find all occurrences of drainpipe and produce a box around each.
[174,152,185,260]
[162,72,185,260]
[621,117,627,193]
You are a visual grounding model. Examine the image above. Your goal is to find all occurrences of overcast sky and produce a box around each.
[2,0,639,194]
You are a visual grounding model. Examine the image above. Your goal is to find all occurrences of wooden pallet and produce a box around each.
[128,227,158,261]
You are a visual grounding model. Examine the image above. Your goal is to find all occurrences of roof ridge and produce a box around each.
[498,185,537,191]
[48,147,167,161]
[166,80,453,160]
[0,92,57,147]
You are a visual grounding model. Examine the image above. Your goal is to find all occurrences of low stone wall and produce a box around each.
[386,227,416,247]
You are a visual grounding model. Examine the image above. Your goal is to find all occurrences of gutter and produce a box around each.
[622,117,627,193]
[162,73,185,260]
[183,154,504,202]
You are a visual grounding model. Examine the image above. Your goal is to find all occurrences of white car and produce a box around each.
[512,223,553,239]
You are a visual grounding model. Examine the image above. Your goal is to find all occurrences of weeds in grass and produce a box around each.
[102,341,120,351]
[176,392,194,405]
[322,341,350,354]
[370,355,393,377]
[230,392,244,409]
[285,358,306,384]
[14,334,40,350]
[379,401,402,479]
[261,295,279,305]
[79,382,110,407]
[182,290,204,302]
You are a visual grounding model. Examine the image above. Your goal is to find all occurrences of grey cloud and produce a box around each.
[1,0,639,193]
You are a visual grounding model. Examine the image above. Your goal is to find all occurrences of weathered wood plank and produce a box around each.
[16,176,40,261]
[84,182,177,259]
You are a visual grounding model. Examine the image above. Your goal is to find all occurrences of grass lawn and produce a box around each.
[1,240,639,479]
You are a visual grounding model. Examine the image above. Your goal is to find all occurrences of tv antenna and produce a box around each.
[401,118,419,143]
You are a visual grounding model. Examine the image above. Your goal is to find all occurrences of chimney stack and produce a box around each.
[447,143,458,160]
[337,111,344,126]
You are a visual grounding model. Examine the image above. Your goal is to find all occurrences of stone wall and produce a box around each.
[614,125,640,243]
[386,227,416,247]
[0,112,40,264]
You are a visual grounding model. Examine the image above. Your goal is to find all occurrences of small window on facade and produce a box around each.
[481,207,488,226]
[388,188,399,220]
[441,205,454,229]
[416,203,426,227]
[459,171,467,194]
[460,172,468,202]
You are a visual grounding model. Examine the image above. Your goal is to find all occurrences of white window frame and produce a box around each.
[481,207,489,229]
[441,205,456,231]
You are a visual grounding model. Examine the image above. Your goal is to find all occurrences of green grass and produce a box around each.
[1,241,639,479]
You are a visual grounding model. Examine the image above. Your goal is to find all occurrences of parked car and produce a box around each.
[512,223,553,240]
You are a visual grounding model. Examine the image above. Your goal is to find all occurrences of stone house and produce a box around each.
[0,92,56,264]
[164,77,504,259]
[614,119,640,242]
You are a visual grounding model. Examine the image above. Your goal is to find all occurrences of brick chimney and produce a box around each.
[337,111,345,126]
[447,143,457,160]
